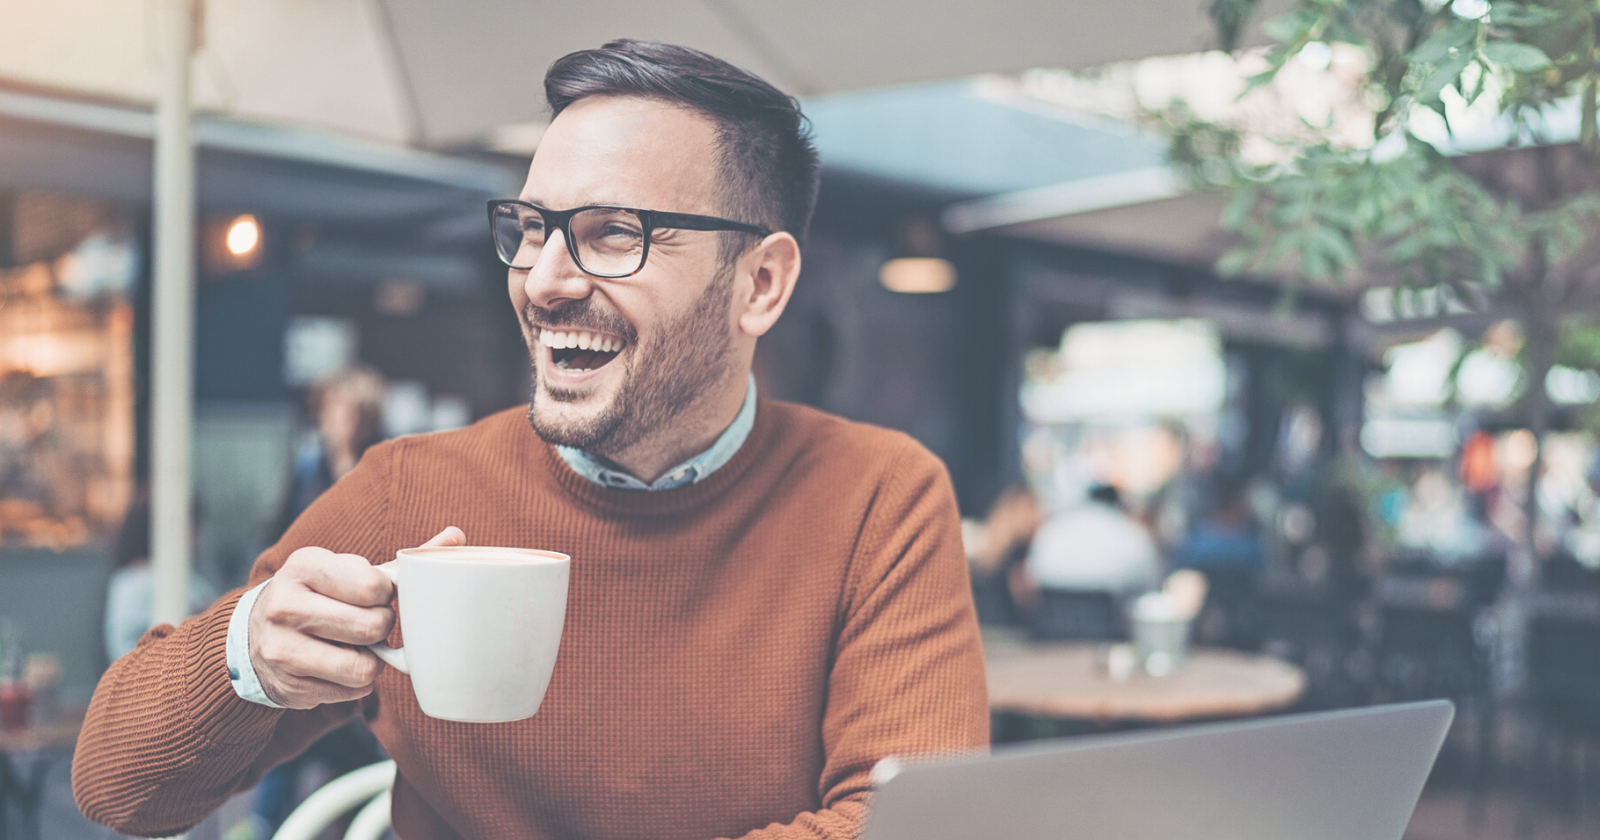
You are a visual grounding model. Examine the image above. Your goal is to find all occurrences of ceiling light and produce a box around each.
[879,257,956,294]
[225,215,260,257]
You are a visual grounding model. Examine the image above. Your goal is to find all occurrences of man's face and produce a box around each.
[509,96,739,458]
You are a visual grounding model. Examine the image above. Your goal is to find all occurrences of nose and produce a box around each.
[519,228,596,310]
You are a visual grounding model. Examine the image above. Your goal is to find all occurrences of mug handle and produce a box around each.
[366,563,409,675]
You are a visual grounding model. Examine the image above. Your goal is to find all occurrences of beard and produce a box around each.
[524,268,735,459]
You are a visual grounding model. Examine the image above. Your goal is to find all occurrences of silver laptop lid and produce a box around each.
[866,699,1454,840]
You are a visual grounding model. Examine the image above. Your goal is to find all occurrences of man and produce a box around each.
[73,40,987,840]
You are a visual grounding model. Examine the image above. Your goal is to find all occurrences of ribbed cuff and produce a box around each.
[181,588,284,746]
[227,581,283,708]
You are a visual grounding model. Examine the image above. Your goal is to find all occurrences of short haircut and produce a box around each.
[544,39,821,254]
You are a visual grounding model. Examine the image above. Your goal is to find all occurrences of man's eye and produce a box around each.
[520,218,546,234]
[601,224,643,239]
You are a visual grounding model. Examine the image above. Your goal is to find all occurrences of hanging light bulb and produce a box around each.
[225,215,260,257]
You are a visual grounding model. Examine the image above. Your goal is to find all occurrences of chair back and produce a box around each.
[271,760,396,840]
[1028,589,1124,641]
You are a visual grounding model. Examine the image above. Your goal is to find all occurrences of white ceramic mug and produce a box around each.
[367,545,570,722]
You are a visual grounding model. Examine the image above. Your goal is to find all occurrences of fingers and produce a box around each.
[251,612,388,709]
[421,526,466,547]
[249,546,398,709]
[255,642,386,709]
[246,530,466,710]
[256,633,386,691]
[294,549,394,607]
[259,588,394,647]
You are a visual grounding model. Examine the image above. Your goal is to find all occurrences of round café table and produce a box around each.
[983,632,1306,729]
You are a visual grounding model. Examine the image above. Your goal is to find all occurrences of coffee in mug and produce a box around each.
[368,546,570,722]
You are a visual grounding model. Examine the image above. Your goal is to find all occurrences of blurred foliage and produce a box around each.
[1181,0,1600,291]
[1174,1,1600,552]
[1554,315,1600,431]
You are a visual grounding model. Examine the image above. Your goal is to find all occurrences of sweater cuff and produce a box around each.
[227,581,283,708]
[182,588,284,745]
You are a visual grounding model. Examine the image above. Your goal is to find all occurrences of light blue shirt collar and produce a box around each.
[556,374,757,491]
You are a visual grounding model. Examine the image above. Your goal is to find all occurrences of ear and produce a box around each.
[736,232,801,338]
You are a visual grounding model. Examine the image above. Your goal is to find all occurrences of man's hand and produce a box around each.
[249,526,466,708]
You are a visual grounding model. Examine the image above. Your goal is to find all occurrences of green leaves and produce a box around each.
[1411,18,1479,65]
[1179,0,1600,310]
[1200,138,1524,291]
[1481,41,1554,71]
[1488,3,1566,29]
[1415,48,1476,105]
[1220,184,1258,231]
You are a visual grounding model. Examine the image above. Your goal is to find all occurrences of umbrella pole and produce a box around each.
[150,0,197,628]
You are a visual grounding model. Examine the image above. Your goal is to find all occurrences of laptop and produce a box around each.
[865,699,1454,840]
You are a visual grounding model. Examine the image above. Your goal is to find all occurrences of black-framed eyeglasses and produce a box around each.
[487,199,772,278]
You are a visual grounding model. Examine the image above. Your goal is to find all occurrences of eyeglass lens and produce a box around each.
[492,205,647,276]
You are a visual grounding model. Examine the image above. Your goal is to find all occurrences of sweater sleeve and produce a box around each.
[72,440,401,837]
[725,437,990,840]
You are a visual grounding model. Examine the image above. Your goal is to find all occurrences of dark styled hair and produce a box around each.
[544,39,821,252]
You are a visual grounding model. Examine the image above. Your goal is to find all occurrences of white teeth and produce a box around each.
[540,330,623,353]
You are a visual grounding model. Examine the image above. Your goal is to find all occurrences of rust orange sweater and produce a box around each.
[74,400,989,839]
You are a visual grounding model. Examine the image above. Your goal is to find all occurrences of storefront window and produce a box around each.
[0,191,136,551]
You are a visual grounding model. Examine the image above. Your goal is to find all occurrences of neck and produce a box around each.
[595,367,749,483]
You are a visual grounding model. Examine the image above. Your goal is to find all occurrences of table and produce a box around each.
[984,632,1306,728]
[0,706,85,840]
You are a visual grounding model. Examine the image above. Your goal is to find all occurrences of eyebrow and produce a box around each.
[516,197,639,209]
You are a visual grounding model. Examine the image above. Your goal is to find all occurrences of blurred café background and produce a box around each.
[3,1,1600,839]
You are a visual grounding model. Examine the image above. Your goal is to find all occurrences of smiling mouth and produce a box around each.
[539,329,625,372]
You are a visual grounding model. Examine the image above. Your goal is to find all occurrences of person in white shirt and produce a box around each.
[104,495,216,661]
[1024,483,1162,596]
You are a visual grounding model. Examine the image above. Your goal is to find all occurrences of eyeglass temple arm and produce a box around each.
[645,210,770,236]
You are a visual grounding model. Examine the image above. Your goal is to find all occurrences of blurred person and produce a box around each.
[230,365,390,840]
[1175,475,1266,572]
[967,484,1042,625]
[1372,460,1412,552]
[1460,431,1499,504]
[1149,424,1220,555]
[274,364,387,537]
[104,493,216,661]
[1172,475,1270,647]
[1559,453,1600,573]
[1532,434,1594,561]
[1396,468,1488,562]
[75,40,985,840]
[1023,483,1162,598]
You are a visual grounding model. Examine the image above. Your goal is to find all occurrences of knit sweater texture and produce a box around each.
[73,399,989,839]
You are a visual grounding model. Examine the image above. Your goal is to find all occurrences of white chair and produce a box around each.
[270,760,396,840]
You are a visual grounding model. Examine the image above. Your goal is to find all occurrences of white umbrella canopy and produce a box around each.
[0,0,416,145]
[2,0,1250,150]
[379,0,1245,147]
[2,0,1258,627]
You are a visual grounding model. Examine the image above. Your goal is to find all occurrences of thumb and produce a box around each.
[420,526,466,548]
